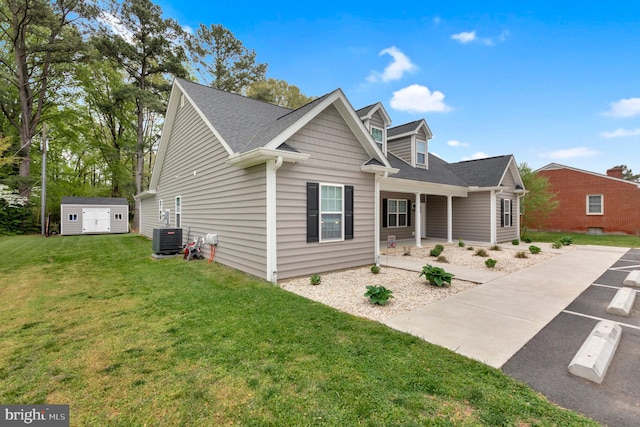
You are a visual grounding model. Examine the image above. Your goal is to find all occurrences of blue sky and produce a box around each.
[157,0,640,175]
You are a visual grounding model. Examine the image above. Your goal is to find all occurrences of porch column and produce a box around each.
[414,193,421,247]
[447,195,453,243]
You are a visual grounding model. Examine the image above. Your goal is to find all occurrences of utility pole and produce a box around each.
[40,124,47,236]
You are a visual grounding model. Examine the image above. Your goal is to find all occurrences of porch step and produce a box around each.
[606,287,636,317]
[568,320,622,384]
[623,270,640,287]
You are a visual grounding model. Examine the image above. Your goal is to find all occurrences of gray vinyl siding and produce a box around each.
[60,203,128,235]
[496,192,518,242]
[142,97,268,279]
[452,193,491,242]
[387,135,412,164]
[276,105,376,279]
[139,197,157,238]
[425,195,448,239]
[380,191,415,241]
[496,169,519,242]
[369,110,386,131]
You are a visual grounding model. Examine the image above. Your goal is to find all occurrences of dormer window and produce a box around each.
[416,140,426,165]
[371,127,384,146]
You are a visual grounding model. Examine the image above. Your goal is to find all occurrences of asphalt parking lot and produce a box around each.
[503,249,640,427]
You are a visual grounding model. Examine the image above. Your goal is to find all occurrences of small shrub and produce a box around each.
[515,251,528,259]
[310,274,322,285]
[474,248,489,257]
[436,255,449,263]
[529,245,541,255]
[458,238,465,247]
[511,239,520,245]
[485,258,498,268]
[489,245,502,251]
[435,244,445,252]
[560,236,573,246]
[467,246,474,251]
[419,264,455,287]
[370,265,380,274]
[523,237,532,243]
[551,241,562,249]
[364,285,394,305]
[430,248,442,257]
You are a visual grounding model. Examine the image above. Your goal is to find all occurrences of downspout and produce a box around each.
[374,172,388,265]
[266,156,283,283]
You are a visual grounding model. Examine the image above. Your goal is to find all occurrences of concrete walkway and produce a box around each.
[381,245,629,368]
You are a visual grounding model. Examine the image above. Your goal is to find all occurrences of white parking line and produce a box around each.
[563,309,640,331]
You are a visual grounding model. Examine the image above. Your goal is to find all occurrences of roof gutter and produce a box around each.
[227,148,310,168]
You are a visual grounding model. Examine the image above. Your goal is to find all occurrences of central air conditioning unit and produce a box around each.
[152,228,183,255]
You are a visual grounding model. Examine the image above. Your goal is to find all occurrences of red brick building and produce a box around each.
[536,164,640,236]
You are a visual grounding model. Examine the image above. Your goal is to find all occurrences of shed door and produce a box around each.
[83,208,111,233]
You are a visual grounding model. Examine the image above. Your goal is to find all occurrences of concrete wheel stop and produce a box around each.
[623,270,640,287]
[568,320,622,384]
[606,287,636,317]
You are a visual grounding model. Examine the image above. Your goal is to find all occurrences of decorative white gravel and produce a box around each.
[280,242,565,322]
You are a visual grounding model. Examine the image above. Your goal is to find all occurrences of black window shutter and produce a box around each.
[382,198,388,228]
[344,186,354,240]
[307,182,319,242]
[407,199,412,227]
[500,199,504,228]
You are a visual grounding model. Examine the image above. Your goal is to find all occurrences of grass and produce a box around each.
[523,231,640,247]
[0,234,599,426]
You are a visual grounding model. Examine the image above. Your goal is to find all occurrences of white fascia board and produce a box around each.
[380,177,468,197]
[468,186,504,192]
[134,190,156,201]
[388,120,433,141]
[359,102,392,126]
[360,164,399,174]
[227,147,310,168]
[538,162,640,188]
[149,80,234,191]
[175,80,234,156]
[263,90,393,169]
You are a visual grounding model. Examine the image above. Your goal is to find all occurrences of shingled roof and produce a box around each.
[387,153,469,187]
[447,155,514,187]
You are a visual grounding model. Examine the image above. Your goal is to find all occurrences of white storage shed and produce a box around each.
[60,197,129,235]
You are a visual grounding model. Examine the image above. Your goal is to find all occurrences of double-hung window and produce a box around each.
[387,199,408,227]
[502,198,512,227]
[306,182,354,243]
[587,195,603,215]
[175,196,182,228]
[371,127,384,147]
[416,140,426,165]
[320,185,343,241]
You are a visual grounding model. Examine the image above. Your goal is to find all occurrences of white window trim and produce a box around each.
[159,199,163,221]
[69,213,78,221]
[114,213,123,221]
[319,183,344,242]
[371,126,384,145]
[175,196,182,228]
[503,198,512,227]
[416,139,427,165]
[387,199,408,228]
[586,194,604,215]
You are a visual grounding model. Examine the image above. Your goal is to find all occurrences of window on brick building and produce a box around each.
[586,194,603,215]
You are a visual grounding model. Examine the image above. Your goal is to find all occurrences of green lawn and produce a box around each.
[524,230,640,248]
[0,234,598,426]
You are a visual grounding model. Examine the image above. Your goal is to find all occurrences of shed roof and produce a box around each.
[61,197,129,206]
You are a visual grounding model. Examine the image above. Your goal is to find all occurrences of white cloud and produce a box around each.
[366,46,417,83]
[600,128,640,138]
[390,84,451,113]
[433,16,441,26]
[603,98,640,118]
[463,152,489,160]
[452,31,476,43]
[452,30,508,46]
[447,139,470,147]
[543,147,599,160]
